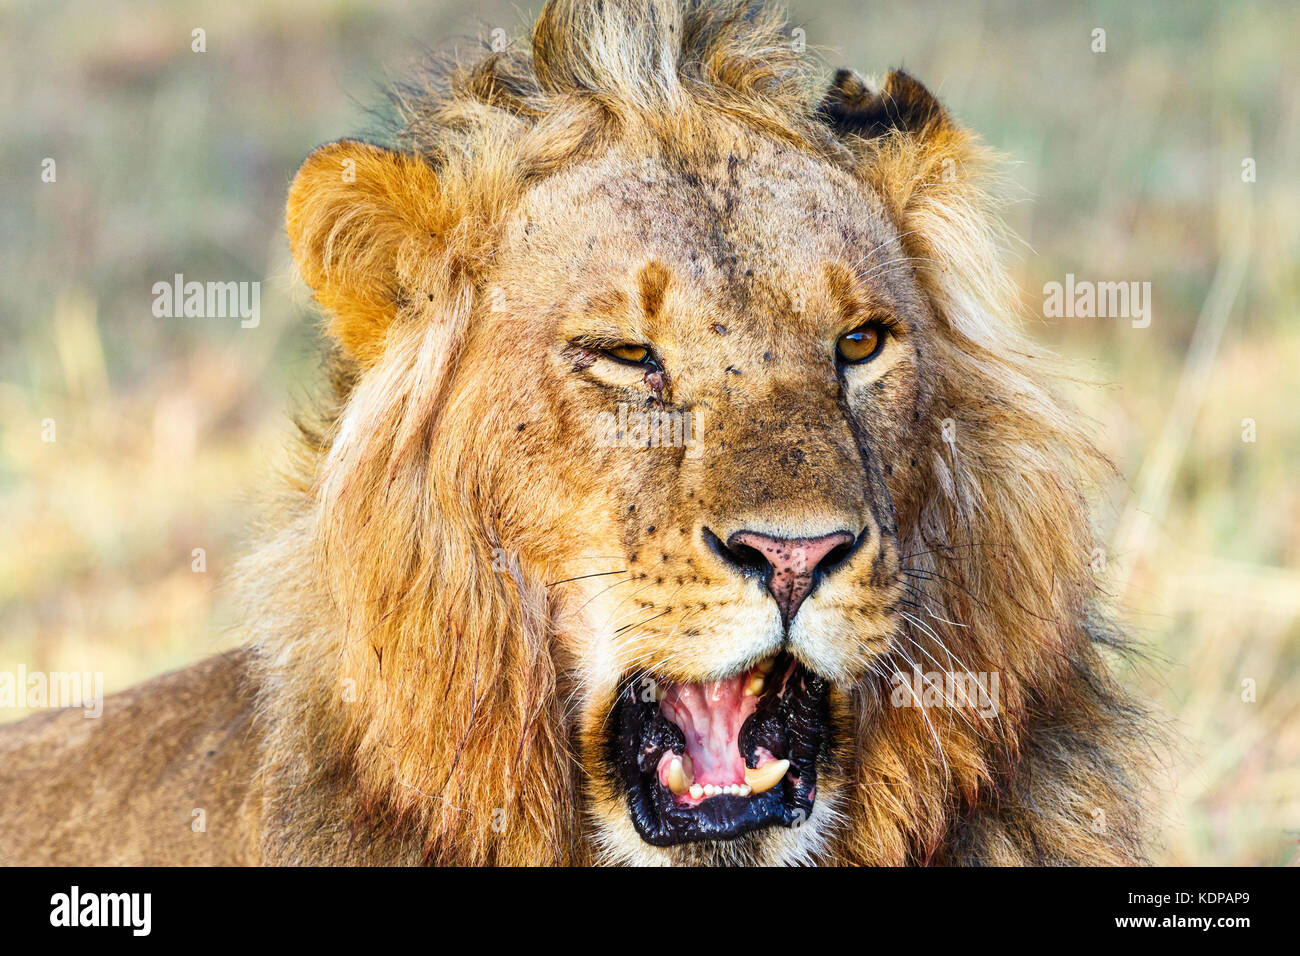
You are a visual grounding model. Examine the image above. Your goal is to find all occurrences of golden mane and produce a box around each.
[245,0,1151,865]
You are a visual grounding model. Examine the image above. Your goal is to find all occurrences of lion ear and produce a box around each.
[286,140,446,365]
[819,68,951,140]
[822,70,1015,350]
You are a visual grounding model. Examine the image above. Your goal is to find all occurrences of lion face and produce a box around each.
[284,0,1148,868]
[441,133,937,863]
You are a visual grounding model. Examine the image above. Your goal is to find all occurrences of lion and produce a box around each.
[0,0,1152,866]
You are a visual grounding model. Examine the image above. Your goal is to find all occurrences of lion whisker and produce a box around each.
[846,228,928,274]
[599,575,687,633]
[897,614,987,737]
[895,577,970,630]
[900,541,1007,562]
[885,644,952,783]
[614,609,671,634]
[598,580,659,630]
[857,255,937,283]
[546,569,627,588]
[901,565,1058,624]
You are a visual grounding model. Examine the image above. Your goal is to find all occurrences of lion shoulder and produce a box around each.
[0,647,263,865]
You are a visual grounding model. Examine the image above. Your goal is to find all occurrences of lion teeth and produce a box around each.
[746,674,765,696]
[755,657,775,675]
[667,757,689,795]
[687,782,755,799]
[679,777,756,800]
[743,759,789,795]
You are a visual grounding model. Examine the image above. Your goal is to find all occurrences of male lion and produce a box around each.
[0,0,1151,866]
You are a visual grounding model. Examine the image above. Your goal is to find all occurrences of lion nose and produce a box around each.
[716,529,858,625]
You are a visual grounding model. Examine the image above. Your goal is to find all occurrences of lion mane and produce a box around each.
[242,0,1152,866]
[0,0,1153,867]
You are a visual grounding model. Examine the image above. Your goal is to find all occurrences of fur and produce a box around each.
[0,0,1152,866]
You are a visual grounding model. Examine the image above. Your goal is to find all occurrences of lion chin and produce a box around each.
[0,0,1154,868]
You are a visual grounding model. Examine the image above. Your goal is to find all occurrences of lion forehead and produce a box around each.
[500,141,897,288]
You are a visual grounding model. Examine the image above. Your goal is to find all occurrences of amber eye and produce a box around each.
[603,343,652,365]
[836,324,884,364]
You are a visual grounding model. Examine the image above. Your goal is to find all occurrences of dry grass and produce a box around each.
[0,0,1295,865]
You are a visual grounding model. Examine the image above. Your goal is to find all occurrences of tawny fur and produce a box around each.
[0,0,1152,866]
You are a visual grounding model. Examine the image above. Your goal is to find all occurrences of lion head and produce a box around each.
[255,0,1150,866]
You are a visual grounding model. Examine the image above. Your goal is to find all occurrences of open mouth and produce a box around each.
[609,653,831,846]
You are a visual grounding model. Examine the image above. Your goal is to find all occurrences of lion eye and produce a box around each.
[604,344,652,365]
[835,324,884,364]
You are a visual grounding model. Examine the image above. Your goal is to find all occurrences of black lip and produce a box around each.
[608,655,831,846]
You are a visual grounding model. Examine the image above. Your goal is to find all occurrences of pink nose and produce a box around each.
[725,530,857,625]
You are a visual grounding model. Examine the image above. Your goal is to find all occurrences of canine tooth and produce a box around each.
[689,784,704,799]
[747,674,765,696]
[743,759,790,795]
[667,757,688,795]
[755,657,775,675]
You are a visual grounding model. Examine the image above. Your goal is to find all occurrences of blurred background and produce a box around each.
[0,0,1296,865]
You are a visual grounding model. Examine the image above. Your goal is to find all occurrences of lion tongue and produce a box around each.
[660,675,757,787]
